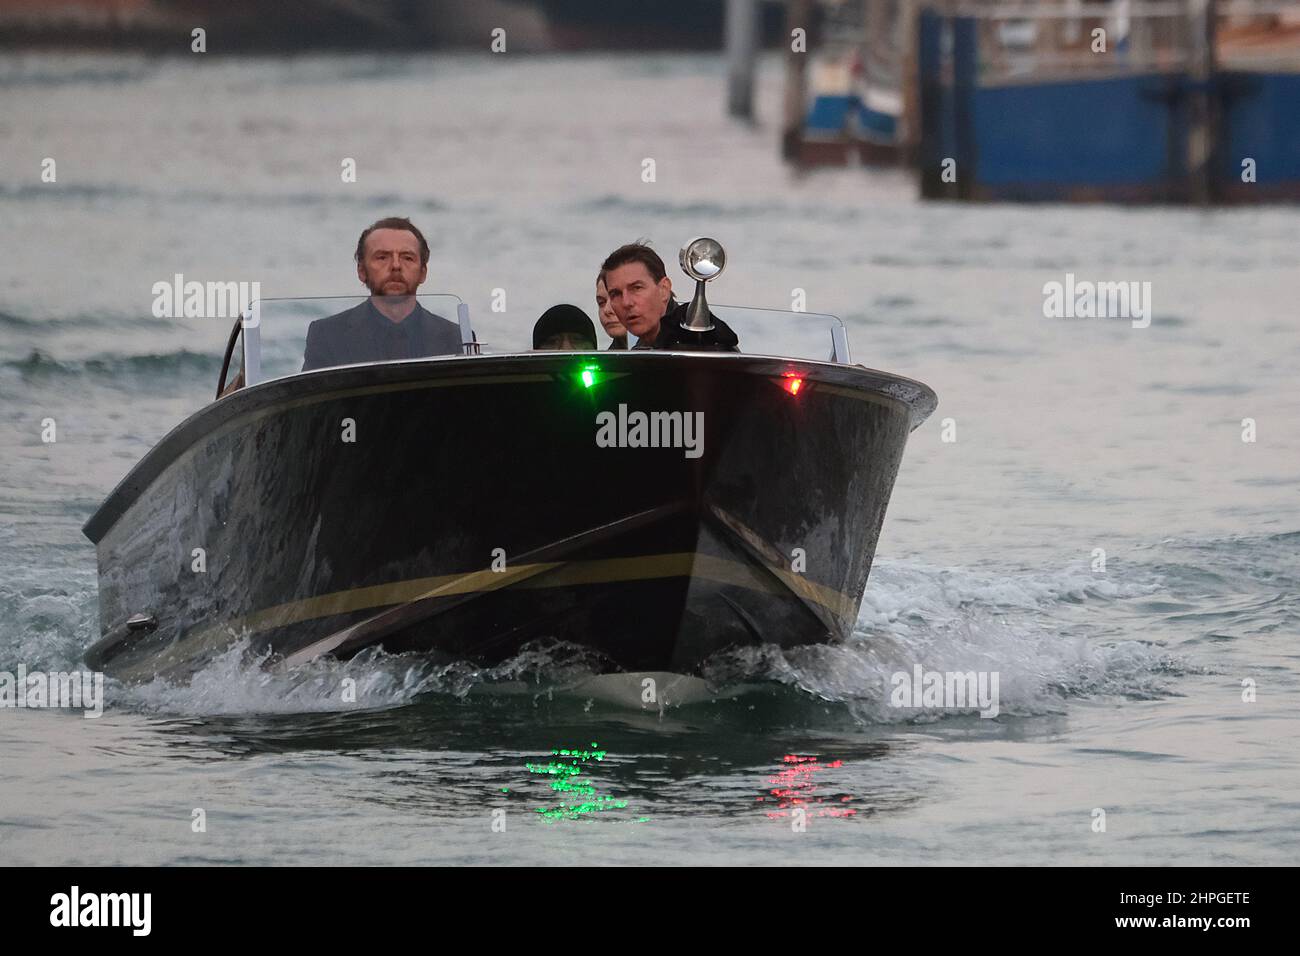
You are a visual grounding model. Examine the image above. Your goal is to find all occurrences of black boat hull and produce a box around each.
[83,353,935,682]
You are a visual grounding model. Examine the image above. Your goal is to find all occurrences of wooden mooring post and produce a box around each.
[726,0,761,121]
[1187,0,1220,205]
[782,0,813,159]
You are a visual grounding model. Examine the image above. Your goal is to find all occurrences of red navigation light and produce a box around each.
[783,376,803,396]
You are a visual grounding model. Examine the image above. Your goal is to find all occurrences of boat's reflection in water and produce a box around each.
[141,687,925,824]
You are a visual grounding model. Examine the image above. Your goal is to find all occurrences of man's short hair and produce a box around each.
[600,241,667,284]
[355,217,430,267]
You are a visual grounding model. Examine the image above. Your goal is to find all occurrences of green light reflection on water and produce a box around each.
[523,742,644,822]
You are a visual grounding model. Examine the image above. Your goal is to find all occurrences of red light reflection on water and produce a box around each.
[756,754,856,820]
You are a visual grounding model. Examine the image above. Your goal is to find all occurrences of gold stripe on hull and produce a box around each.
[104,552,860,682]
[244,552,857,636]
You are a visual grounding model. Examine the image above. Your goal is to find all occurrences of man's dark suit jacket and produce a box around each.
[302,298,463,372]
[651,302,740,352]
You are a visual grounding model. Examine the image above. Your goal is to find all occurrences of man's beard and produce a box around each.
[363,270,418,297]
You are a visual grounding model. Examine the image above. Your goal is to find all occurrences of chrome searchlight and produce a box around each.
[679,237,726,332]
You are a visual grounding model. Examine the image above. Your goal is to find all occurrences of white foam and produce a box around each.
[702,558,1187,723]
[119,639,444,716]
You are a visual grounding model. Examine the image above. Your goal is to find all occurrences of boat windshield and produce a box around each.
[467,303,849,363]
[241,294,469,385]
[710,304,851,364]
[238,295,851,386]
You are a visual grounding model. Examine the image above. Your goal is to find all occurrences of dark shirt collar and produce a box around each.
[363,297,426,362]
[365,296,422,329]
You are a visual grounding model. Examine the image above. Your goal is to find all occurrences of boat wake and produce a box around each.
[1,545,1228,723]
[94,556,1197,722]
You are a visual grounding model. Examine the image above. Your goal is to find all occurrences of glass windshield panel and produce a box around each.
[239,296,850,384]
[707,304,850,363]
[244,294,467,384]
[485,302,850,362]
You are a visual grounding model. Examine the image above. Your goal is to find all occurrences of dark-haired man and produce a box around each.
[599,243,676,350]
[600,241,739,352]
[302,217,463,372]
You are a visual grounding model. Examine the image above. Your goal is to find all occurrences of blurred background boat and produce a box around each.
[798,0,907,166]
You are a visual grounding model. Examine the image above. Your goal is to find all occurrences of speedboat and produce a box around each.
[82,239,937,693]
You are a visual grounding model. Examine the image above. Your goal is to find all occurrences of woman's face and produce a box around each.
[596,278,626,338]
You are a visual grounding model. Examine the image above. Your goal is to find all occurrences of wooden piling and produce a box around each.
[726,0,760,120]
[782,0,813,159]
[1187,0,1220,205]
